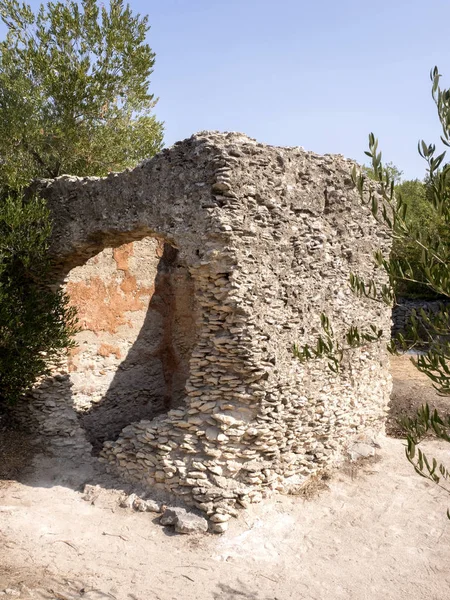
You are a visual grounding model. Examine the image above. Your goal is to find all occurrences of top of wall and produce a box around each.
[36,131,373,272]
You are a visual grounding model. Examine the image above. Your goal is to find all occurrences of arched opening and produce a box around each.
[64,237,197,453]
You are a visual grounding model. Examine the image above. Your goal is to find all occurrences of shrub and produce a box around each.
[0,191,77,406]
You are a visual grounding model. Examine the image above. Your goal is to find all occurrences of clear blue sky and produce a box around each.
[6,0,450,179]
[142,0,450,180]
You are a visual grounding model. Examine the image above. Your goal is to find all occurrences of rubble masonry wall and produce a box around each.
[25,132,392,524]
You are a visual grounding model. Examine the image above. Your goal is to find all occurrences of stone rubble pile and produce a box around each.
[392,298,450,341]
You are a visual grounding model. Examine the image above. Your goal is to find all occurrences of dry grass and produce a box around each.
[285,470,332,499]
[340,453,382,481]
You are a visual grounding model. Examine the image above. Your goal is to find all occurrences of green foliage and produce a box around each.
[293,313,383,373]
[402,405,450,516]
[0,0,163,185]
[0,191,77,405]
[295,66,450,517]
[363,161,403,185]
[384,177,450,298]
[0,1,164,406]
[391,179,432,297]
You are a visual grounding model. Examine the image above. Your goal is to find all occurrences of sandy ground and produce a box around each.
[1,355,450,600]
[388,355,450,437]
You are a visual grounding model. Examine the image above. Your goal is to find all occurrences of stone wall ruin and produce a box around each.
[26,132,392,528]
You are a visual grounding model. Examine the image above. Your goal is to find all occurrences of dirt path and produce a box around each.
[2,355,450,600]
[388,354,450,436]
[1,435,450,600]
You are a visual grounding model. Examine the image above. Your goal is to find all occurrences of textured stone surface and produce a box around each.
[66,238,196,451]
[174,512,209,534]
[19,131,392,519]
[160,507,187,526]
[349,442,376,461]
[392,298,450,341]
[133,497,161,513]
[211,521,228,534]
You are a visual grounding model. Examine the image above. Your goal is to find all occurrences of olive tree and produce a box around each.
[0,0,163,406]
[0,0,163,185]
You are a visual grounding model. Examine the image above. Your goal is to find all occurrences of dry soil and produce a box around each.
[0,355,449,600]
